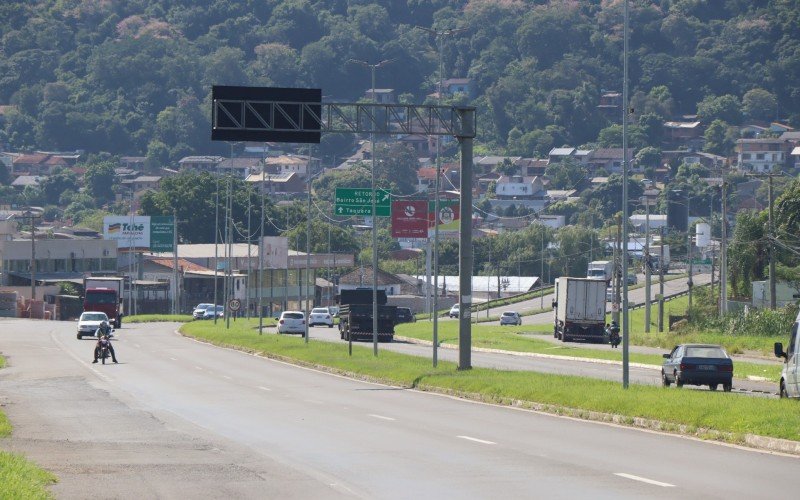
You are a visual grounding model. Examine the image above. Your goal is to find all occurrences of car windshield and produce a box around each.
[312,308,329,314]
[195,304,213,310]
[81,313,107,321]
[685,346,727,358]
[283,313,304,319]
[502,312,516,317]
[85,292,116,304]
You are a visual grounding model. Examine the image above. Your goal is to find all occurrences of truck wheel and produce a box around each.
[723,383,732,392]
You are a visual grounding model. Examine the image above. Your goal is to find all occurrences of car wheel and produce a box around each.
[675,373,683,387]
[328,324,333,328]
[709,384,718,391]
[661,371,671,387]
[723,383,732,392]
[780,380,788,398]
[77,333,81,340]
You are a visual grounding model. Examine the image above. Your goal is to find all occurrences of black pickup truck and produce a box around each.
[337,288,397,342]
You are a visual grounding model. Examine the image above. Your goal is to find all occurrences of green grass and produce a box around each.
[395,321,782,381]
[0,355,58,498]
[125,314,194,323]
[180,320,800,443]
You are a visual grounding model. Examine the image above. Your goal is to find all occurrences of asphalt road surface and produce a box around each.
[1,318,795,499]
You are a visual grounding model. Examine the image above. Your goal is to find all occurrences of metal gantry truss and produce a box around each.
[213,100,476,139]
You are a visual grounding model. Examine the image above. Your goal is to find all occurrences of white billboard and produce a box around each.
[262,236,288,268]
[103,216,151,250]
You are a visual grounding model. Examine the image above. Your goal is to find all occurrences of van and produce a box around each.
[774,310,800,398]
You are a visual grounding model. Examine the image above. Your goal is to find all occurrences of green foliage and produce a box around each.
[544,158,587,190]
[83,160,117,205]
[728,210,768,298]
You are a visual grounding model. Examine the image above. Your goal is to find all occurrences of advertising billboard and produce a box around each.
[262,236,288,269]
[391,200,429,239]
[104,216,151,251]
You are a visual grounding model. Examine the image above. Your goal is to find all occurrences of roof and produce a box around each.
[132,176,161,182]
[549,147,575,156]
[339,266,403,286]
[218,157,262,168]
[792,147,800,155]
[13,153,49,165]
[245,172,296,183]
[178,156,224,164]
[147,257,210,273]
[11,175,42,187]
[780,131,800,141]
[663,121,701,129]
[443,78,471,85]
[588,148,635,161]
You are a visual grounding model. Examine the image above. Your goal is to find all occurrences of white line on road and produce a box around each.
[614,473,675,488]
[457,435,496,445]
[169,357,177,361]
[368,414,396,421]
[195,366,203,370]
[222,375,232,380]
[257,386,271,391]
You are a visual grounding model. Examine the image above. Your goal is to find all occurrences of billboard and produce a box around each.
[391,200,429,239]
[103,216,174,252]
[428,198,460,228]
[262,236,288,269]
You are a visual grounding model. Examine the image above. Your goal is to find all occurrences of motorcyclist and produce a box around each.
[93,334,118,363]
[95,320,112,339]
[609,320,621,348]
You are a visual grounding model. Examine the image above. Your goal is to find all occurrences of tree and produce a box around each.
[703,119,737,156]
[39,167,79,205]
[696,94,742,125]
[728,210,767,298]
[742,88,777,122]
[545,158,587,190]
[83,160,117,205]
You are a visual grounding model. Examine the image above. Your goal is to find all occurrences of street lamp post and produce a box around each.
[350,58,393,356]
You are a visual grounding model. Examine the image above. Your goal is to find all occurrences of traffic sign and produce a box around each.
[335,188,391,217]
[228,299,241,311]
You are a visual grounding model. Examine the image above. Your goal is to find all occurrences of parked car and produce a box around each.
[449,304,460,318]
[500,311,522,326]
[309,307,334,327]
[662,344,733,391]
[201,305,224,320]
[627,273,638,285]
[77,311,110,339]
[192,303,214,320]
[395,307,416,324]
[276,311,306,334]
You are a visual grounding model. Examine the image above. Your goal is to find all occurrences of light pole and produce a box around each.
[350,58,393,356]
[418,25,466,367]
[304,164,324,345]
[640,189,658,332]
[622,0,631,388]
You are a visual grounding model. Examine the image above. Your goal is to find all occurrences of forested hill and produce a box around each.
[1,0,798,163]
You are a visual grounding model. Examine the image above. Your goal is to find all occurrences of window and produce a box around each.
[788,324,798,358]
[756,153,765,160]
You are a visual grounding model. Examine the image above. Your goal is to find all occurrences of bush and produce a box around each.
[687,285,797,337]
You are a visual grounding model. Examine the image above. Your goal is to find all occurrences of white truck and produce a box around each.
[552,277,607,343]
[774,309,800,398]
[587,260,614,284]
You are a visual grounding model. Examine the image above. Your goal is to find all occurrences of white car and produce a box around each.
[500,311,522,326]
[192,303,214,320]
[309,307,334,327]
[77,311,110,339]
[449,304,460,318]
[277,311,306,334]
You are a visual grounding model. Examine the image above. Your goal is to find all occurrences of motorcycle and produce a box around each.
[608,324,621,348]
[98,338,111,364]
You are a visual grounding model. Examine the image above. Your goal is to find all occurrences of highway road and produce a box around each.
[0,318,795,499]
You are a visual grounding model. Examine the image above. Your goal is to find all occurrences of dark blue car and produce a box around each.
[662,344,733,392]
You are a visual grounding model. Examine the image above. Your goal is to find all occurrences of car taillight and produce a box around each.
[719,365,733,372]
[680,363,694,371]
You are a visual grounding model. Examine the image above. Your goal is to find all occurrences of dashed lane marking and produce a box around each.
[614,473,675,488]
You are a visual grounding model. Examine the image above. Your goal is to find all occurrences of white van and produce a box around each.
[774,310,800,398]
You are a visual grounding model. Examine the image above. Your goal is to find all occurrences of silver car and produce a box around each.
[192,303,214,320]
[309,307,334,327]
[500,311,522,326]
[77,311,109,339]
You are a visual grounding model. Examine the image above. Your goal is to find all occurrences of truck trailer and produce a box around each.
[553,277,607,343]
[83,277,125,328]
[337,288,397,342]
[587,260,614,284]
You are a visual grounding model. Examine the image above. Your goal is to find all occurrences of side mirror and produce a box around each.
[274,317,279,321]
[774,342,787,359]
[662,353,670,359]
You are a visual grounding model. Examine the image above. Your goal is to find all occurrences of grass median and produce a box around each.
[180,320,800,444]
[0,354,58,499]
[126,314,194,323]
[395,320,783,382]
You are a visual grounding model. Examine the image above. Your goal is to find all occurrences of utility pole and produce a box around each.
[613,215,621,324]
[747,172,782,309]
[720,178,728,315]
[259,168,265,334]
[17,210,42,303]
[658,226,665,332]
[172,209,179,315]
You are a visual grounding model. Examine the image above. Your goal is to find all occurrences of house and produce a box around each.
[585,148,636,174]
[517,158,549,177]
[473,156,521,176]
[397,134,430,155]
[735,138,791,172]
[598,91,622,113]
[791,146,800,169]
[10,175,42,190]
[338,266,405,295]
[364,89,396,105]
[263,154,319,178]
[740,124,770,138]
[662,121,703,144]
[217,157,262,179]
[120,157,146,170]
[128,176,162,192]
[178,156,224,172]
[246,171,305,194]
[494,175,545,200]
[548,147,576,163]
[661,150,726,170]
[416,166,440,192]
[11,154,51,176]
[442,78,475,98]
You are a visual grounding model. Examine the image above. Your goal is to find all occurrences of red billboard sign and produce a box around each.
[391,200,429,238]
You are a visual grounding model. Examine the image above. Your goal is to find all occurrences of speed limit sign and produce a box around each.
[228,299,241,312]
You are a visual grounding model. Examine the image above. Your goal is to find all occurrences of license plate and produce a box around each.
[699,365,716,371]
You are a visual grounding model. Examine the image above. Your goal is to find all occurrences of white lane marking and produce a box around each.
[134,343,141,348]
[195,366,203,370]
[614,473,675,488]
[457,435,496,445]
[222,375,232,380]
[257,386,271,391]
[368,414,395,421]
[169,357,178,361]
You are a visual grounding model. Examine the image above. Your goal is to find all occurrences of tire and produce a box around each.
[709,384,718,391]
[675,373,683,388]
[662,371,671,387]
[780,380,788,398]
[328,324,333,328]
[77,334,81,340]
[115,317,121,329]
[723,383,732,392]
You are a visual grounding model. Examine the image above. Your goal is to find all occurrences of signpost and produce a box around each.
[391,200,428,238]
[335,188,391,217]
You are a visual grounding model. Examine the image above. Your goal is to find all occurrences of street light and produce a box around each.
[349,57,393,357]
[304,163,324,344]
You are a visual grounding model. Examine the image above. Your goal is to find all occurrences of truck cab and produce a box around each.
[774,310,800,398]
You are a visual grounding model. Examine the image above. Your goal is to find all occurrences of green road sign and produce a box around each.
[335,188,391,217]
[150,216,174,252]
